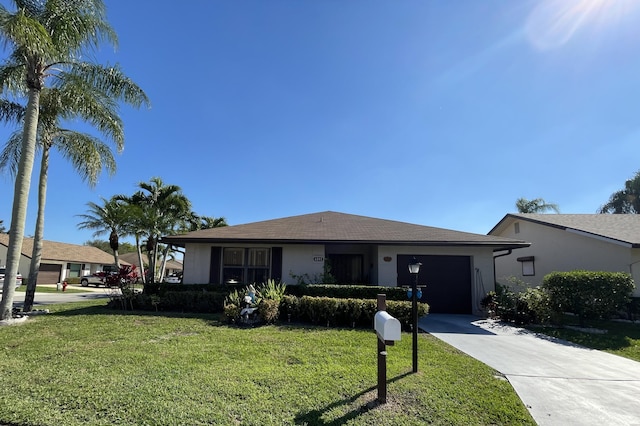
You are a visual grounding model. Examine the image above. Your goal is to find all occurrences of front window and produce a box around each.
[68,263,82,278]
[223,248,270,284]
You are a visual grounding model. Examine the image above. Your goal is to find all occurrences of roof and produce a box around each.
[0,234,122,265]
[489,213,640,247]
[163,211,529,249]
[119,252,183,270]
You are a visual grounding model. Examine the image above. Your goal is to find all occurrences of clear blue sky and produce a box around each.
[1,0,640,246]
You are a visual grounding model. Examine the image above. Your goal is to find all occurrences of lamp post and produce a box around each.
[408,257,421,373]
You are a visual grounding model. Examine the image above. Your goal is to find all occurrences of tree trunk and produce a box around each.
[135,234,146,284]
[0,89,40,320]
[23,144,50,312]
[158,245,170,283]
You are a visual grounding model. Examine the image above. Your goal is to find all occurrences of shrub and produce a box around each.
[258,299,280,324]
[258,279,287,303]
[285,284,412,301]
[543,270,635,326]
[481,282,548,325]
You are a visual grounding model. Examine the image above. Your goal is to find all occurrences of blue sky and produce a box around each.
[1,0,640,246]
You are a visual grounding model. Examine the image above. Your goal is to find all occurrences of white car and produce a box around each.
[0,266,23,290]
[163,272,182,284]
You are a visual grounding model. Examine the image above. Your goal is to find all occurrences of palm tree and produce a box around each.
[77,197,131,268]
[124,178,192,283]
[515,198,560,214]
[598,171,640,214]
[1,80,148,312]
[0,0,119,320]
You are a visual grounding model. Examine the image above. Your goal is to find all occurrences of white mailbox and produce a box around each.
[374,311,401,343]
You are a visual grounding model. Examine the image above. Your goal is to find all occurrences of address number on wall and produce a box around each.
[313,256,324,263]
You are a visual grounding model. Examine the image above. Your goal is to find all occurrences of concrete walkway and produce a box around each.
[419,314,640,426]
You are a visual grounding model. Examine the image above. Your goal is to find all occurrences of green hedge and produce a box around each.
[543,270,634,325]
[145,283,414,301]
[279,295,429,330]
[284,284,418,301]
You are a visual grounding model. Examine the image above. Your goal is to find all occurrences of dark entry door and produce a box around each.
[397,255,472,314]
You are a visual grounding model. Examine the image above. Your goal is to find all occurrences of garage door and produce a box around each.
[397,255,472,314]
[37,264,62,284]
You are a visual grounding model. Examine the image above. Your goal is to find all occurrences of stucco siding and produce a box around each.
[282,245,325,284]
[495,219,639,296]
[377,245,495,314]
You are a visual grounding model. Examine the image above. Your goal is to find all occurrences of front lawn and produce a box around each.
[0,300,535,425]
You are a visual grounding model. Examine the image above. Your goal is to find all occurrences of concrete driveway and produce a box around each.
[419,314,640,426]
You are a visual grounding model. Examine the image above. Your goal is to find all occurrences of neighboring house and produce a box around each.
[119,252,183,277]
[489,214,640,297]
[163,211,528,314]
[0,234,123,284]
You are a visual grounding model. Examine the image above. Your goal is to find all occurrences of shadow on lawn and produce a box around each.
[294,372,412,425]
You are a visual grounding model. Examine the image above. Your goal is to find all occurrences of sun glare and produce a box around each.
[525,0,640,50]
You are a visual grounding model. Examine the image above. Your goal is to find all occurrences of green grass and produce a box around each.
[15,285,89,294]
[530,317,640,362]
[0,300,535,426]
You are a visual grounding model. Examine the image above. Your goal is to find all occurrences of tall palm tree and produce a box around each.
[76,197,131,268]
[1,80,148,312]
[515,198,560,214]
[124,177,192,283]
[0,0,119,320]
[598,171,640,214]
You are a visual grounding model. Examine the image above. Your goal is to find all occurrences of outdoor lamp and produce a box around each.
[408,257,422,274]
[408,256,421,373]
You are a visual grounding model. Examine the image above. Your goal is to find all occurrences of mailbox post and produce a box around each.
[375,294,401,404]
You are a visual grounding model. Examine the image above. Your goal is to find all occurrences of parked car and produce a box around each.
[80,265,119,287]
[0,266,23,290]
[163,272,183,284]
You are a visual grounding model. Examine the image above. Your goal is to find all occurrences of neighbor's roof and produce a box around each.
[489,213,640,247]
[119,252,182,270]
[0,234,122,264]
[163,211,529,249]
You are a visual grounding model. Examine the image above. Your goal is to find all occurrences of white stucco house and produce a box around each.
[162,211,529,314]
[489,213,640,297]
[0,234,124,284]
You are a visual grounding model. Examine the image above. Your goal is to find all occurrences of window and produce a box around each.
[223,248,270,284]
[68,263,82,278]
[514,222,520,234]
[517,256,535,276]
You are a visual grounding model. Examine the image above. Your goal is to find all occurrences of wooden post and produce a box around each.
[377,294,387,404]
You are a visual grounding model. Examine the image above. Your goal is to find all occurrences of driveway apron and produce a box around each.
[419,314,640,426]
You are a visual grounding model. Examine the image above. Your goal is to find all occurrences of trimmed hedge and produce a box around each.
[125,284,429,330]
[543,270,634,325]
[280,295,429,330]
[284,284,419,302]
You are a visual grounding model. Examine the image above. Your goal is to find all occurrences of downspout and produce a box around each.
[492,249,512,285]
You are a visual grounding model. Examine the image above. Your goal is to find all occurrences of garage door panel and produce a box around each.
[397,255,471,314]
[37,264,62,284]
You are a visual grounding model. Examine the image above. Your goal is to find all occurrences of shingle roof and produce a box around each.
[163,211,528,249]
[489,213,640,246]
[0,234,122,264]
[119,252,182,270]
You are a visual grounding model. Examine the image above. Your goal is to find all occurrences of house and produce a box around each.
[162,211,529,314]
[0,234,123,284]
[119,252,183,277]
[489,214,640,297]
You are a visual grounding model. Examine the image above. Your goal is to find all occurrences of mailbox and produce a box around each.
[374,311,401,343]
